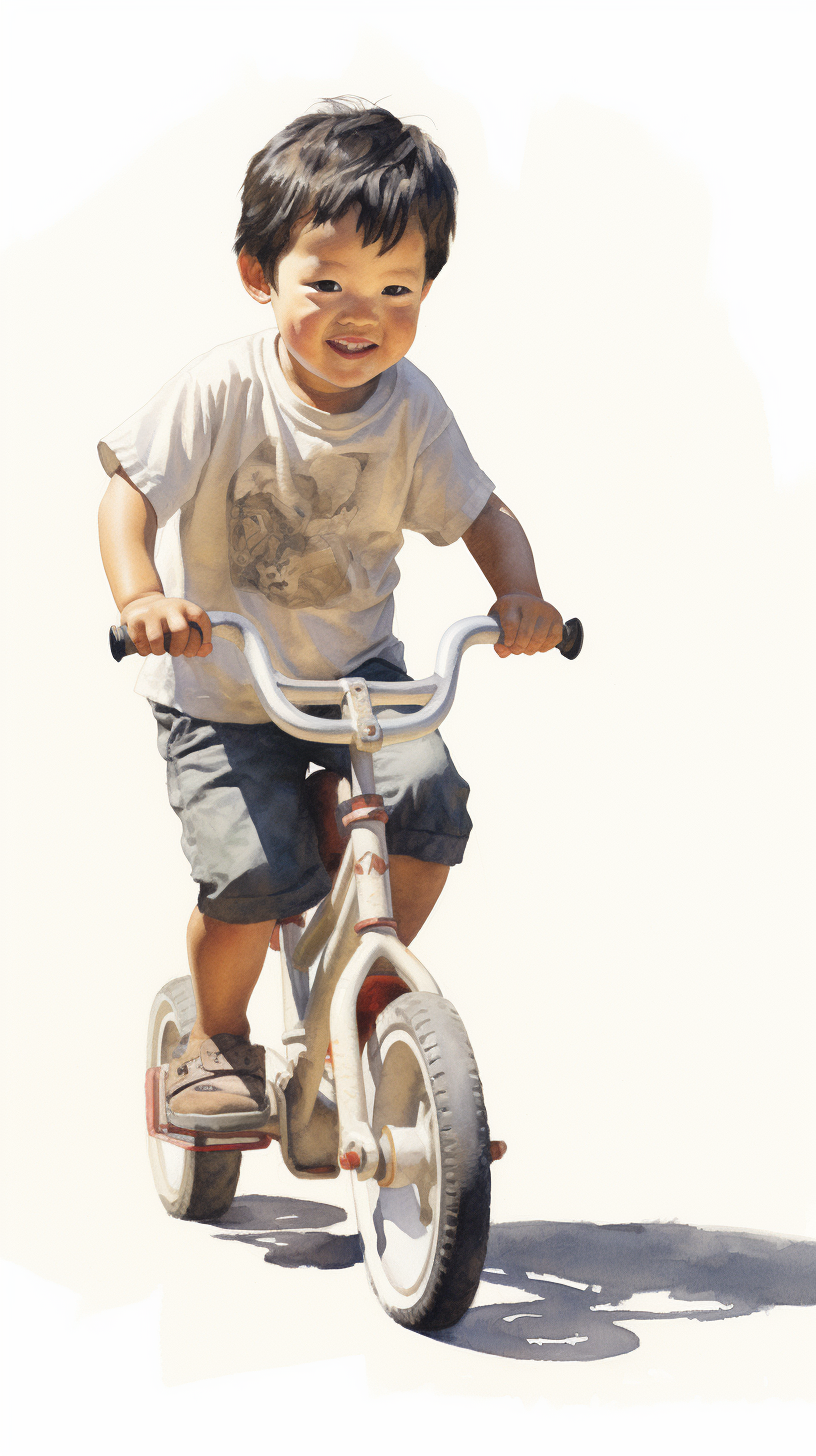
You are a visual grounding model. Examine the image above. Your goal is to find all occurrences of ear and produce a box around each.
[238,250,272,303]
[420,279,433,303]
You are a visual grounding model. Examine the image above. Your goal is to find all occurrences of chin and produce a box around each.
[322,357,382,385]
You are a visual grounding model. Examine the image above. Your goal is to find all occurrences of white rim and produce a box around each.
[353,1027,442,1311]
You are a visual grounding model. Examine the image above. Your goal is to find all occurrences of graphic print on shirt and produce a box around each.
[227,439,367,608]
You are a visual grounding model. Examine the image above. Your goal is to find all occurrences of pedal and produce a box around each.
[145,1066,273,1153]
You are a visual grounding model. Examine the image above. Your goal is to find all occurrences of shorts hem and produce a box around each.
[198,877,331,925]
[386,829,469,867]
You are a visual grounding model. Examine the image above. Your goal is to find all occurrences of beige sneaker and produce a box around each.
[165,1034,270,1132]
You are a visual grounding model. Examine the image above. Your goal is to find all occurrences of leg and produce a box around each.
[365,854,449,984]
[185,909,275,1056]
[388,855,449,945]
[152,705,332,1089]
[166,908,274,1120]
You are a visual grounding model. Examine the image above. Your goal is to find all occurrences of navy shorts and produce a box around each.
[151,657,472,924]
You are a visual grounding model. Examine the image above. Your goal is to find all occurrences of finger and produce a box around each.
[190,621,212,657]
[165,611,192,658]
[498,606,521,653]
[547,613,565,652]
[177,620,204,658]
[524,616,555,655]
[126,619,152,658]
[525,611,564,655]
[186,605,213,657]
[504,602,536,654]
[181,623,205,658]
[145,619,168,656]
[511,616,536,654]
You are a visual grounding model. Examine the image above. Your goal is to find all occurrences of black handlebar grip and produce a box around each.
[558,617,583,660]
[109,623,203,661]
[109,625,138,660]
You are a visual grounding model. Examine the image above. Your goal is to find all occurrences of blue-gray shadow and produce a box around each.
[430,1220,816,1361]
[209,1199,816,1360]
[210,1193,363,1270]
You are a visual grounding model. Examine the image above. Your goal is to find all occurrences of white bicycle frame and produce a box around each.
[208,611,501,1182]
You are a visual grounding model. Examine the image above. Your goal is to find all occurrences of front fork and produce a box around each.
[278,701,441,1180]
[330,933,439,1178]
[332,735,440,1178]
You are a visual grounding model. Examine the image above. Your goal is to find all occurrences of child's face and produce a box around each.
[242,206,431,400]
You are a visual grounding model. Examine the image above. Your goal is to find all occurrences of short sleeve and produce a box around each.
[402,417,494,546]
[98,362,214,527]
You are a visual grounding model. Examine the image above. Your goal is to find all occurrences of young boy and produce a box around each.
[98,100,563,1128]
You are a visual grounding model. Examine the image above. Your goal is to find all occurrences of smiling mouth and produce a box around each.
[326,338,378,358]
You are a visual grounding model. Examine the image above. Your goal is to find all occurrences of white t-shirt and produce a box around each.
[100,331,494,722]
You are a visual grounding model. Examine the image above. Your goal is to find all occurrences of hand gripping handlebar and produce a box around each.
[109,613,583,749]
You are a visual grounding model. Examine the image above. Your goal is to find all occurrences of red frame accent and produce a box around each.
[342,805,389,827]
[338,792,390,828]
[145,1064,161,1135]
[354,973,410,1049]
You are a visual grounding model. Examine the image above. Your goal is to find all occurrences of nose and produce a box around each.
[335,290,379,329]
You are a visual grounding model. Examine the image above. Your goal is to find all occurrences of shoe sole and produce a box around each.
[166,1098,273,1133]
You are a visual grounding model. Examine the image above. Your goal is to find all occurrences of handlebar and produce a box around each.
[109,613,583,750]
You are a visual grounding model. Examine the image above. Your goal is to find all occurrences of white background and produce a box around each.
[2,1,814,1451]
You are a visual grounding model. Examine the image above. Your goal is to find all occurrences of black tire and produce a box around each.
[352,993,491,1330]
[146,976,241,1220]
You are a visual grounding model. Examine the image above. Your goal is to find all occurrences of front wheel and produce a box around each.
[352,993,491,1331]
[146,976,241,1220]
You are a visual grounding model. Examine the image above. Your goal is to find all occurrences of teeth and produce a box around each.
[333,340,372,351]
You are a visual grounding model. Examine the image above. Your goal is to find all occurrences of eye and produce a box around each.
[382,285,411,296]
[313,279,341,292]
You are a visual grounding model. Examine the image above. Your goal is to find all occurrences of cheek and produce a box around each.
[389,306,421,347]
[283,303,324,349]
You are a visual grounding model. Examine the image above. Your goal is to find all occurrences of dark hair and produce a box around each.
[234,98,457,285]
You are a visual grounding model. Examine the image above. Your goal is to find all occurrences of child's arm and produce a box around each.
[462,493,563,659]
[98,469,212,657]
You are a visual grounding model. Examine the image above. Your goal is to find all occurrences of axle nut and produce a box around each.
[339,1150,362,1171]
